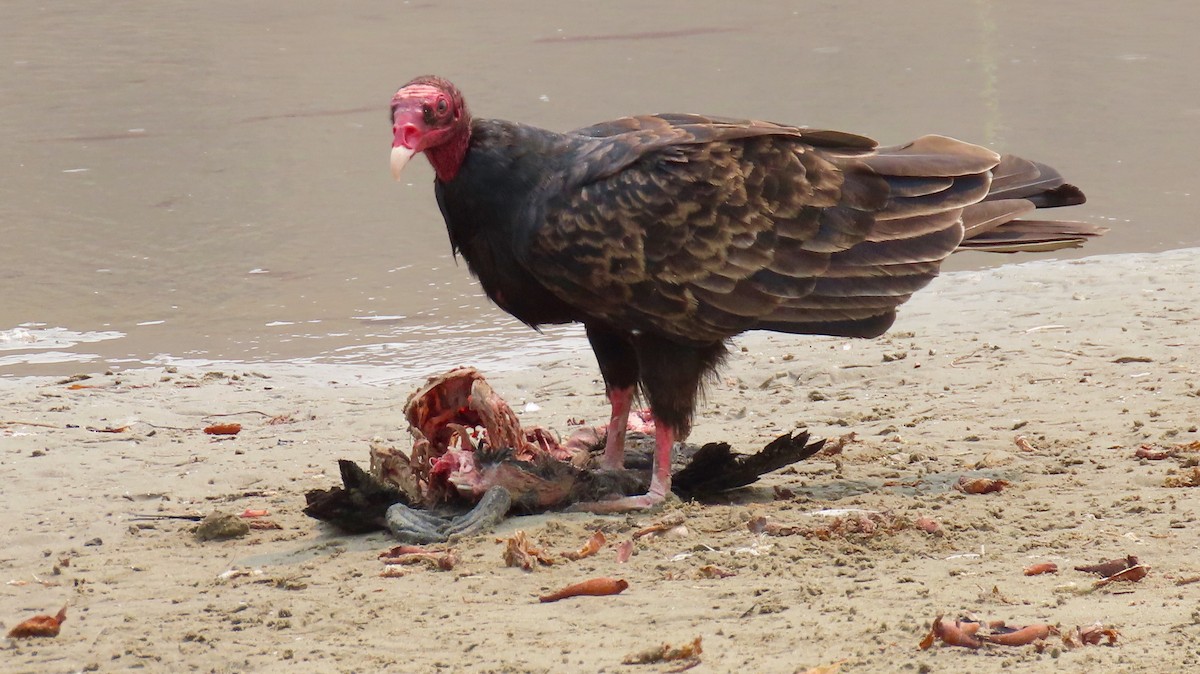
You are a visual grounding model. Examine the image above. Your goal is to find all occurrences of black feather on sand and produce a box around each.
[304,432,825,535]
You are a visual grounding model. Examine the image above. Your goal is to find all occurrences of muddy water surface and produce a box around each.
[2,0,1197,377]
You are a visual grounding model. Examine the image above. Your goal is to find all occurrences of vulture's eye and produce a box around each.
[436,98,448,115]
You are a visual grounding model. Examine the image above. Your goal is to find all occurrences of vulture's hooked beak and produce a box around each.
[390,145,415,181]
[390,102,423,181]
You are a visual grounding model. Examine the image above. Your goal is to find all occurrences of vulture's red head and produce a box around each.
[390,76,471,182]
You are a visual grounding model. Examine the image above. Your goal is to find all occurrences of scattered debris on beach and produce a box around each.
[539,577,629,603]
[6,605,68,639]
[920,614,1120,651]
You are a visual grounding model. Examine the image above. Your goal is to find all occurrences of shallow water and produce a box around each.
[2,0,1197,377]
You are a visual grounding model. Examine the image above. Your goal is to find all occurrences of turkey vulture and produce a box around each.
[388,75,1104,512]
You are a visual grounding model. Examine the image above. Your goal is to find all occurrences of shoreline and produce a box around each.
[4,245,1197,386]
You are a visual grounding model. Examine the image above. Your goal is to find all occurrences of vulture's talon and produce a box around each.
[384,503,451,544]
[385,486,513,543]
[445,486,512,538]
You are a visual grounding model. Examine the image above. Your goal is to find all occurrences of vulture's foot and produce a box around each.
[566,475,672,514]
[384,485,513,543]
[444,485,512,538]
[384,502,450,544]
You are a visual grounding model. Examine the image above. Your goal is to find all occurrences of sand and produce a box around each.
[2,248,1198,673]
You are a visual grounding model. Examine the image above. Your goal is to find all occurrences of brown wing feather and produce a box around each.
[961,154,1101,251]
[525,116,1097,344]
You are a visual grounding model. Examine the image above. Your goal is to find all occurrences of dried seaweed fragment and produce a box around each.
[622,635,702,664]
[500,530,554,570]
[1024,562,1058,576]
[379,545,459,571]
[980,623,1058,646]
[6,605,67,639]
[920,615,982,649]
[1074,555,1139,577]
[539,577,628,602]
[561,530,606,561]
[1093,564,1149,588]
[1164,467,1200,488]
[956,476,1008,494]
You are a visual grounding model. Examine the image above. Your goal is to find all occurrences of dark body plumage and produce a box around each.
[433,114,1097,434]
[390,76,1102,510]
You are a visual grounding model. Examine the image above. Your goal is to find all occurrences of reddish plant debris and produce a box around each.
[818,431,858,457]
[1075,555,1139,577]
[539,577,628,603]
[633,513,687,539]
[1135,440,1200,461]
[804,514,891,540]
[1094,564,1149,588]
[1164,467,1200,488]
[380,543,459,571]
[914,517,942,535]
[621,636,702,665]
[616,539,634,563]
[981,623,1058,646]
[6,605,67,639]
[203,423,242,435]
[921,615,982,649]
[750,511,916,540]
[379,543,448,558]
[1013,435,1037,452]
[922,615,1068,650]
[1023,562,1059,576]
[239,509,269,518]
[747,515,773,535]
[500,531,554,571]
[1070,624,1121,647]
[697,565,736,579]
[955,476,1008,494]
[380,548,459,571]
[749,515,789,536]
[924,614,1120,651]
[1135,444,1174,460]
[561,530,606,561]
[66,383,96,390]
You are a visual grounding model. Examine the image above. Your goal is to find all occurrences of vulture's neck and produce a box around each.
[427,123,472,182]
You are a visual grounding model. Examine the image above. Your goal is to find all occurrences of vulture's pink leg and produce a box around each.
[600,385,635,471]
[572,422,673,513]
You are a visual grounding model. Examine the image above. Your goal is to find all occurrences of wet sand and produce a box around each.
[3,248,1197,672]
